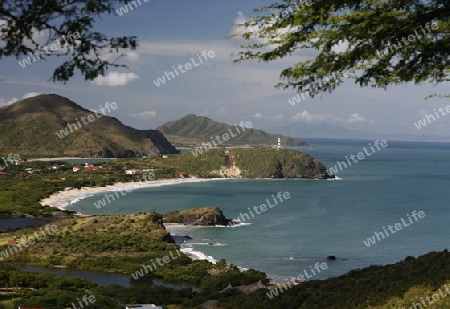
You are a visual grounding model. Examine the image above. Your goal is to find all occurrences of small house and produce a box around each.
[125,305,163,309]
[126,168,143,175]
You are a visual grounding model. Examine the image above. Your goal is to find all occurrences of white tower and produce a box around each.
[277,137,281,150]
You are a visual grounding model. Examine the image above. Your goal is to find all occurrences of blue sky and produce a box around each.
[1,0,449,136]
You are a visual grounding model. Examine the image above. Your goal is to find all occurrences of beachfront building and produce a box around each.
[125,305,163,309]
[125,168,144,175]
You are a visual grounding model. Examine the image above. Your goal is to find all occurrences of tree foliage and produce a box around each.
[232,0,450,96]
[0,0,137,82]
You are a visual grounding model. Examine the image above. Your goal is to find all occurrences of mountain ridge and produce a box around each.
[156,114,310,147]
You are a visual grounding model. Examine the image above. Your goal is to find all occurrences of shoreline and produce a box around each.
[165,224,291,285]
[40,177,229,212]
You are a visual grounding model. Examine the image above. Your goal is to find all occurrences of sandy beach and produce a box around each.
[40,177,226,211]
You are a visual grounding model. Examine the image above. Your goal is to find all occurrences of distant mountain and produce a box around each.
[0,94,179,157]
[156,114,309,147]
[266,122,450,142]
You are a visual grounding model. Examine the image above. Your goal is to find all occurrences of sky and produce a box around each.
[0,0,449,137]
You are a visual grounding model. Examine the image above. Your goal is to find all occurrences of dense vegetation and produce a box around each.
[233,0,449,95]
[0,261,194,309]
[0,94,179,158]
[1,214,186,276]
[0,158,178,217]
[0,0,139,83]
[140,148,330,179]
[156,114,309,147]
[232,148,329,178]
[163,206,230,226]
[219,251,450,309]
[0,213,267,288]
[0,213,269,309]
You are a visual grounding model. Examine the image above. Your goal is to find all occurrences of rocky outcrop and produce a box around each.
[163,206,231,226]
[212,162,242,178]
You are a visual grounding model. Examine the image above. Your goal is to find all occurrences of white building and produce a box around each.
[125,168,143,175]
[125,305,163,309]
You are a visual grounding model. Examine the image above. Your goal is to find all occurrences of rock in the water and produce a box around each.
[163,206,231,226]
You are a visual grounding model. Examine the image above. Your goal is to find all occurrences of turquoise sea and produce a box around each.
[66,139,450,281]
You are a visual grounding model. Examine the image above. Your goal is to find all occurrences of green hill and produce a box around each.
[147,148,331,179]
[156,114,310,147]
[0,94,179,158]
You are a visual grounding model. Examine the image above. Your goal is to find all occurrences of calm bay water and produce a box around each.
[16,265,194,289]
[0,218,49,232]
[66,139,450,280]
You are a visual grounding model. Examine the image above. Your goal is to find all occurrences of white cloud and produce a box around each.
[217,107,228,116]
[290,110,374,124]
[22,92,41,99]
[290,110,342,122]
[267,113,285,121]
[91,71,140,87]
[125,51,140,62]
[251,112,283,120]
[0,92,41,107]
[101,50,140,64]
[231,11,271,44]
[0,97,18,107]
[345,113,374,123]
[251,112,264,118]
[416,109,428,119]
[139,40,232,62]
[129,110,158,119]
[230,11,301,47]
[331,40,349,54]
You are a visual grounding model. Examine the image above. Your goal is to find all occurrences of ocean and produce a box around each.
[65,138,450,281]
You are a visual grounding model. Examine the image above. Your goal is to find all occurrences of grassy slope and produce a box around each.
[2,213,175,269]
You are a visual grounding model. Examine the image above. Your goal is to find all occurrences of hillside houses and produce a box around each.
[73,163,111,173]
[125,166,164,174]
[125,168,144,175]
